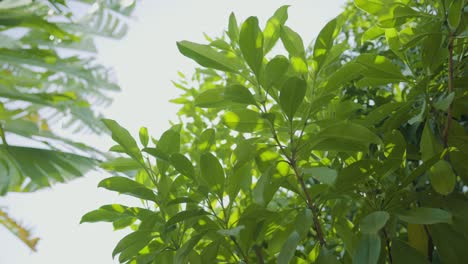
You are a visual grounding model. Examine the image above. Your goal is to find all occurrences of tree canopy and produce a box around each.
[85,0,465,263]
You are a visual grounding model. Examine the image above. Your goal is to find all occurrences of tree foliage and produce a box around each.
[84,0,467,263]
[0,0,135,250]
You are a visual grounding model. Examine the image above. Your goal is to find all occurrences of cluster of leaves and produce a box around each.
[83,0,467,263]
[0,0,135,250]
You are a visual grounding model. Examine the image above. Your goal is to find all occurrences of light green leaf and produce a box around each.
[430,160,456,195]
[355,54,406,82]
[398,208,452,225]
[313,17,339,73]
[170,153,195,179]
[227,12,239,44]
[263,5,289,54]
[279,77,307,119]
[361,26,385,44]
[139,127,149,147]
[222,109,264,132]
[239,16,264,76]
[353,233,381,264]
[100,157,142,172]
[98,176,157,202]
[200,152,225,197]
[112,231,152,259]
[194,88,225,108]
[360,211,390,234]
[177,40,241,72]
[102,119,143,163]
[280,26,305,58]
[197,128,215,152]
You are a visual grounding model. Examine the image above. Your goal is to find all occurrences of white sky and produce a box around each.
[0,1,346,263]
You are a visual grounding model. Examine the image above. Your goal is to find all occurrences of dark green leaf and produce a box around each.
[224,84,256,105]
[391,239,430,264]
[166,209,208,227]
[277,231,300,264]
[265,55,289,88]
[194,88,225,108]
[353,233,381,264]
[279,77,307,119]
[430,160,456,195]
[170,153,195,179]
[398,208,452,225]
[360,211,389,234]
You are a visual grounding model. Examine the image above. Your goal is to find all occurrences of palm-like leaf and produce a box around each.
[0,0,135,249]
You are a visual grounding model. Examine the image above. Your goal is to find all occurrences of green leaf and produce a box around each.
[222,109,264,132]
[80,204,153,224]
[197,128,215,152]
[139,127,149,147]
[279,77,307,119]
[224,84,256,105]
[165,209,208,227]
[177,40,241,72]
[265,55,289,88]
[353,233,381,264]
[420,121,443,161]
[100,157,142,172]
[263,5,289,54]
[313,17,339,73]
[310,121,382,152]
[170,153,195,179]
[303,167,337,185]
[194,88,225,108]
[157,129,180,155]
[175,232,206,264]
[355,54,406,82]
[448,0,463,31]
[280,26,305,58]
[200,152,225,197]
[102,119,143,163]
[360,211,390,234]
[253,166,279,206]
[430,160,456,195]
[239,16,264,76]
[398,208,452,225]
[112,231,152,259]
[277,231,300,264]
[98,176,157,202]
[361,26,385,44]
[391,239,430,264]
[227,12,239,44]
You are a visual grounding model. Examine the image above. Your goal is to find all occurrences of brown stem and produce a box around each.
[443,34,454,148]
[290,159,326,246]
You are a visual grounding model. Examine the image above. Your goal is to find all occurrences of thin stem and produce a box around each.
[290,159,326,246]
[443,34,454,148]
[254,245,265,264]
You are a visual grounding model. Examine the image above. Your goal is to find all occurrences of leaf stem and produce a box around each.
[443,34,454,148]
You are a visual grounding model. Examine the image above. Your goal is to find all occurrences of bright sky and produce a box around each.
[0,1,346,263]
